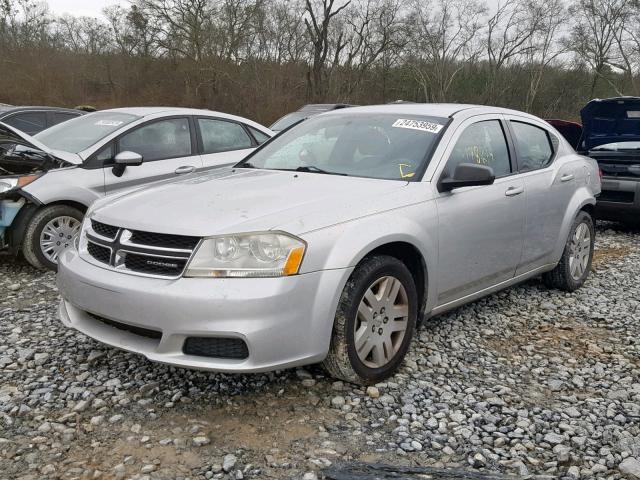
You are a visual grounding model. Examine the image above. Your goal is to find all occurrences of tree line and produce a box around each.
[0,0,639,124]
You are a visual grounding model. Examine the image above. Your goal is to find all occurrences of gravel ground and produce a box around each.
[1,222,640,480]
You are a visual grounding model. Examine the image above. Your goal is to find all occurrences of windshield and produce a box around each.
[239,113,447,180]
[592,141,640,151]
[270,112,307,131]
[35,111,139,153]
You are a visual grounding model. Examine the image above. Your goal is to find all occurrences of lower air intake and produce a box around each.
[183,337,249,359]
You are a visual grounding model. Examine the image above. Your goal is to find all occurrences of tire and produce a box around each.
[543,210,595,292]
[22,205,84,270]
[322,255,418,385]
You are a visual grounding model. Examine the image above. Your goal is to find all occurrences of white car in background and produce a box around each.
[0,107,272,269]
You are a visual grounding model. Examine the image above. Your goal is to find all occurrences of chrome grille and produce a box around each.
[91,219,118,239]
[84,222,199,278]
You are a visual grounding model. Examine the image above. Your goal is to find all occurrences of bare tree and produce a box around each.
[484,0,546,103]
[135,0,214,62]
[408,0,486,102]
[339,0,404,96]
[522,0,567,111]
[304,0,351,99]
[568,0,630,96]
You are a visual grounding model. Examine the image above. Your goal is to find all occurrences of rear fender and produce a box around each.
[551,187,596,263]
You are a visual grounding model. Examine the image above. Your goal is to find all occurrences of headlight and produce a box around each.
[0,175,40,193]
[184,232,306,278]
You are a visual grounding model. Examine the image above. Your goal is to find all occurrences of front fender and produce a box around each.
[300,200,439,312]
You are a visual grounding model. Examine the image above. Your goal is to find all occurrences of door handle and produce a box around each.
[505,186,524,197]
[175,165,195,175]
[560,174,574,182]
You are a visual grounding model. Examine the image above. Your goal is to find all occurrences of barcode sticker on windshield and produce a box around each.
[95,120,124,127]
[392,119,443,133]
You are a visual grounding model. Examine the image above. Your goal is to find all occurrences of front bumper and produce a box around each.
[57,247,352,373]
[596,177,640,222]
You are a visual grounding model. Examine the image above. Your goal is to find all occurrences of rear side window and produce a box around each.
[198,118,253,153]
[51,112,81,127]
[510,121,554,172]
[447,120,511,177]
[4,112,47,134]
[119,118,191,162]
[249,126,270,145]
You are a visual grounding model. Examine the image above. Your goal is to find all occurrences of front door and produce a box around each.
[435,118,526,306]
[103,117,203,195]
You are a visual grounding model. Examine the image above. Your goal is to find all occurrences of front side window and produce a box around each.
[446,120,511,177]
[35,111,139,153]
[238,114,447,181]
[510,121,553,172]
[198,118,252,154]
[4,112,47,135]
[119,118,191,162]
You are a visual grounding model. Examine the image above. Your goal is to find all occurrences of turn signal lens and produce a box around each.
[283,246,305,276]
[17,175,40,188]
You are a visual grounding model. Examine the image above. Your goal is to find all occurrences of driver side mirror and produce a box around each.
[438,163,495,192]
[112,151,143,177]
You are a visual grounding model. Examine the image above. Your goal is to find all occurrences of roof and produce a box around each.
[320,103,534,119]
[0,106,83,116]
[98,107,271,132]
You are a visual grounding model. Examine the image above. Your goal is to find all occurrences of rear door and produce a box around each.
[505,117,576,274]
[435,115,526,305]
[102,116,203,196]
[196,117,258,170]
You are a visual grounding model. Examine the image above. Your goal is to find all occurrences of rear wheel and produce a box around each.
[22,205,83,270]
[322,255,418,385]
[543,210,594,291]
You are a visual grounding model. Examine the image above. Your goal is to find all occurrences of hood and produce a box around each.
[92,168,412,237]
[579,97,640,151]
[0,122,81,176]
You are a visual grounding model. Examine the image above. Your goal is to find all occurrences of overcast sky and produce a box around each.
[47,0,126,18]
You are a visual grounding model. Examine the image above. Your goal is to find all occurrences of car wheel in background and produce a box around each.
[543,210,595,292]
[322,255,418,385]
[22,205,84,270]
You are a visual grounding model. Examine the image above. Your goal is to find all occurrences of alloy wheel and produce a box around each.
[40,216,81,264]
[354,275,409,369]
[568,222,591,281]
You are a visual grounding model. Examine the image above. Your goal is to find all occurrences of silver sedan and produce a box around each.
[57,104,601,385]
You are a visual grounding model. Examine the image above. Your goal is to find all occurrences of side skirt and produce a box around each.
[427,263,557,319]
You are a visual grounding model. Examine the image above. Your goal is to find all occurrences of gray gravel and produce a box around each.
[1,222,639,479]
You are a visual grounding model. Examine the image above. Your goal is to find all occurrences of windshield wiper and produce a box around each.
[294,165,348,176]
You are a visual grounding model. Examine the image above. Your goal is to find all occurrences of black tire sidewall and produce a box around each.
[342,258,418,383]
[26,206,84,270]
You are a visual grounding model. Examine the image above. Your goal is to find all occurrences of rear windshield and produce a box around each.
[239,113,448,181]
[35,112,139,153]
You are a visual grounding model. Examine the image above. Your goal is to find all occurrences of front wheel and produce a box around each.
[22,205,84,270]
[543,210,595,291]
[322,255,418,385]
